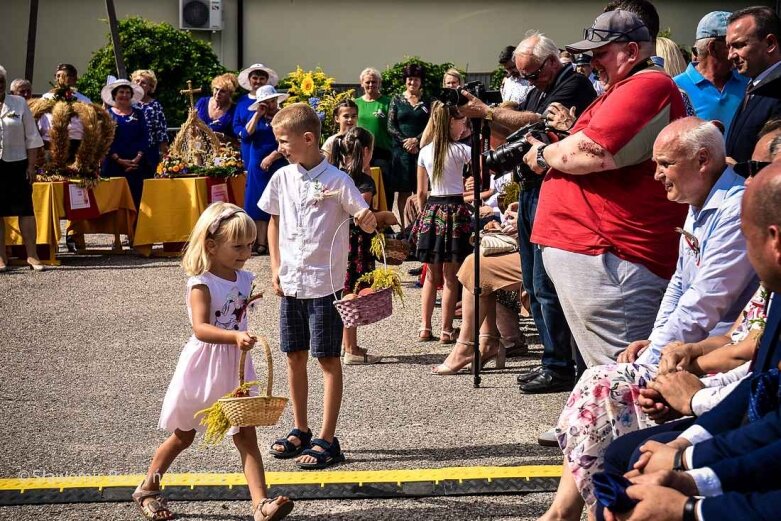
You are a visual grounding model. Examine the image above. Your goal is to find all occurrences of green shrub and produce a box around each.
[490,66,506,90]
[380,57,463,97]
[79,17,226,126]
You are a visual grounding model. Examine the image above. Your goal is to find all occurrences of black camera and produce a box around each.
[483,121,565,176]
[435,81,502,107]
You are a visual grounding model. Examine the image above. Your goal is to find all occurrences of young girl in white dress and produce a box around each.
[132,202,293,521]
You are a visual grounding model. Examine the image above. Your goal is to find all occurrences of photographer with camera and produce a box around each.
[520,9,689,368]
[457,32,596,395]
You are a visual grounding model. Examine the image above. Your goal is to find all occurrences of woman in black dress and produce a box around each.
[387,64,430,229]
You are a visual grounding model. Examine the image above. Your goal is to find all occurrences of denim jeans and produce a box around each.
[518,186,575,376]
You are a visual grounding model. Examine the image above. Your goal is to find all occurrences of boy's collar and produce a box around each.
[296,157,329,179]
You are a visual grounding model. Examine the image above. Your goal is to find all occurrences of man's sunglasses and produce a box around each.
[521,56,550,81]
[583,25,646,43]
[734,160,771,178]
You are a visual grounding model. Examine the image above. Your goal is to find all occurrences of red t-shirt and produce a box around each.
[531,70,687,279]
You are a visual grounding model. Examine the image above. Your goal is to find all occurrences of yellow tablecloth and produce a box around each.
[370,166,388,212]
[134,175,246,256]
[3,178,136,263]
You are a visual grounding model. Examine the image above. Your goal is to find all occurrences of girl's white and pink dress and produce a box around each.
[159,270,257,436]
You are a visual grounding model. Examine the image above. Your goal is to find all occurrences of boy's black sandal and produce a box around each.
[269,428,312,459]
[296,437,346,470]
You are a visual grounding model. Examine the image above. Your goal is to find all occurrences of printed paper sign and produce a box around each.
[209,183,229,203]
[68,184,91,210]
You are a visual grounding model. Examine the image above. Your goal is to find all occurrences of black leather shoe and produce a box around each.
[519,370,576,394]
[516,366,544,385]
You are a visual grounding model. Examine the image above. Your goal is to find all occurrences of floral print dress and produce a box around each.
[556,284,767,506]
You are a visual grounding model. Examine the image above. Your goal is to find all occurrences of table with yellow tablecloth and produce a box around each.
[369,166,388,212]
[134,175,246,256]
[2,178,136,264]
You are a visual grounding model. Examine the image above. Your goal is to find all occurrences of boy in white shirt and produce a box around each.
[259,103,376,469]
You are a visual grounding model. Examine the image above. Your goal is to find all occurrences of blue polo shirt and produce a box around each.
[674,63,749,135]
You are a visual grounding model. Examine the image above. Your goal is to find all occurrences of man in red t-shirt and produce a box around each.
[521,9,688,366]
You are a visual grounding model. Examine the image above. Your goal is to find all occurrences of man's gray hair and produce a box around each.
[0,65,7,81]
[515,31,560,64]
[675,117,727,159]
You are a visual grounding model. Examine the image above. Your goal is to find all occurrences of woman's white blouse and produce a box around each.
[0,94,44,162]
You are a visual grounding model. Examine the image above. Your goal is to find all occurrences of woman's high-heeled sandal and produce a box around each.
[431,340,474,375]
[418,327,435,342]
[440,328,459,344]
[478,334,506,369]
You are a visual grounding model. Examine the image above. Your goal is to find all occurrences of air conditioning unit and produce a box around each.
[180,0,223,31]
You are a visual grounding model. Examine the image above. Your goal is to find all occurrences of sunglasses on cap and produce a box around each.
[583,26,646,43]
[734,160,771,178]
[520,56,550,81]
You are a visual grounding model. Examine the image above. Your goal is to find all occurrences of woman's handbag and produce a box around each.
[479,231,518,256]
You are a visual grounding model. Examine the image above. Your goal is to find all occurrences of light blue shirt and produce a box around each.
[674,63,749,136]
[638,167,759,365]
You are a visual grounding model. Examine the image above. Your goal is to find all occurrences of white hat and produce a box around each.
[238,63,279,90]
[248,85,289,111]
[101,78,144,106]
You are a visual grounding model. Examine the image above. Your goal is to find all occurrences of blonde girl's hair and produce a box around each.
[331,126,374,180]
[426,100,459,182]
[130,69,158,93]
[181,202,257,276]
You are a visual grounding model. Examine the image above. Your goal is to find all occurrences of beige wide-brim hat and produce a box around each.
[101,79,144,107]
[248,85,289,111]
[238,63,279,90]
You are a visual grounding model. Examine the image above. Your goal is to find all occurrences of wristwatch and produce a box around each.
[536,144,550,170]
[682,497,699,521]
[484,107,494,121]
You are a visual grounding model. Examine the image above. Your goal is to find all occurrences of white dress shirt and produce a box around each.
[259,158,369,299]
[0,94,44,162]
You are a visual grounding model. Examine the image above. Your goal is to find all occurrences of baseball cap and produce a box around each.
[566,9,651,53]
[696,11,730,40]
[574,54,593,66]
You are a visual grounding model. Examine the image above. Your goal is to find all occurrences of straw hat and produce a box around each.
[248,85,289,111]
[101,78,144,107]
[238,63,279,90]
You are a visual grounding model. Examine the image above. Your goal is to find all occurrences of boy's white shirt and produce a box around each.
[259,157,369,299]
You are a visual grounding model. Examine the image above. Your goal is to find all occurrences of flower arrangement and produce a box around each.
[354,267,404,302]
[155,154,189,177]
[278,67,355,140]
[157,144,245,179]
[280,67,334,105]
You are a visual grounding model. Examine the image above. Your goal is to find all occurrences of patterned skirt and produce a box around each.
[344,224,376,293]
[411,195,474,264]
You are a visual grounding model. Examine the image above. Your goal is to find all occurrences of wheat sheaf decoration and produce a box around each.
[29,89,115,189]
[169,80,221,167]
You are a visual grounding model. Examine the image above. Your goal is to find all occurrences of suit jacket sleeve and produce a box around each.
[693,403,781,467]
[700,490,781,521]
[703,439,781,494]
[693,377,752,434]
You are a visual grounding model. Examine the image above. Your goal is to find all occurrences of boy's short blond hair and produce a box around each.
[272,103,321,141]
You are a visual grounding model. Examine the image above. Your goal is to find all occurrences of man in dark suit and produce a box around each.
[601,163,781,520]
[724,6,781,164]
